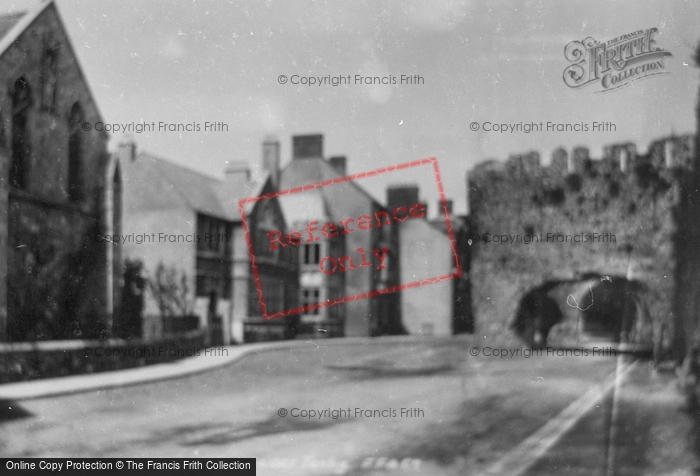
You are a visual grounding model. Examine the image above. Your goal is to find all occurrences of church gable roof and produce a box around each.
[0,1,52,58]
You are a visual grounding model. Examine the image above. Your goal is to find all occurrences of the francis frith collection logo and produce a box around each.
[563,28,672,93]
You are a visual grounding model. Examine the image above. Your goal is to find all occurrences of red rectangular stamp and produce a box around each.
[238,157,462,321]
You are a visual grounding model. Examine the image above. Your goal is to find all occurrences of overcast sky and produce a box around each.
[8,0,700,215]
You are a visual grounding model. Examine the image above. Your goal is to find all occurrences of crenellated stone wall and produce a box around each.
[468,134,696,357]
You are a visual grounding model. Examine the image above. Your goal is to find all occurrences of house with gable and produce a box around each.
[272,134,472,339]
[275,188,345,336]
[118,141,236,342]
[276,134,402,337]
[119,137,299,344]
[221,138,300,343]
[386,185,472,336]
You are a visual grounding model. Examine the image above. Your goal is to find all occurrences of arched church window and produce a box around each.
[68,102,84,202]
[11,77,32,189]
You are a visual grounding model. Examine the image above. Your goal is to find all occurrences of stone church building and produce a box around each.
[0,1,121,341]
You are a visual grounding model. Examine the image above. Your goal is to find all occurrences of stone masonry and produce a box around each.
[468,134,698,360]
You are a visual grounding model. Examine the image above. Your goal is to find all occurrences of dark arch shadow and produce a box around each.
[577,279,639,342]
[511,284,564,349]
[510,273,647,348]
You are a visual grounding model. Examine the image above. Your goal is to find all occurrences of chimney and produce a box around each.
[293,134,323,160]
[665,139,674,168]
[387,184,419,212]
[225,161,251,191]
[329,156,347,175]
[438,199,453,217]
[118,137,137,163]
[262,136,280,186]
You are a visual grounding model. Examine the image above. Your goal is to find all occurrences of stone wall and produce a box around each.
[0,151,8,342]
[0,3,115,341]
[0,330,205,384]
[673,84,700,360]
[468,135,694,354]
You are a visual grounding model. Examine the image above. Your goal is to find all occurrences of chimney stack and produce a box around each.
[387,184,420,212]
[386,184,429,219]
[118,137,137,163]
[262,136,280,186]
[293,134,323,160]
[329,156,347,175]
[225,161,251,191]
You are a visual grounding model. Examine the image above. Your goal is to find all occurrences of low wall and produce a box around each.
[0,330,205,384]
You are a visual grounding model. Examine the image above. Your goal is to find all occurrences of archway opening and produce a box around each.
[511,285,564,348]
[577,279,637,342]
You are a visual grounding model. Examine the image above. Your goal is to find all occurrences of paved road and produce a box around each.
[524,357,699,476]
[0,338,686,475]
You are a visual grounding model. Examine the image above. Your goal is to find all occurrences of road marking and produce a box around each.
[477,359,637,476]
[605,353,626,475]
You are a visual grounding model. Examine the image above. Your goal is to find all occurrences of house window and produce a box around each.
[327,281,344,320]
[303,243,320,265]
[196,214,232,299]
[263,277,284,314]
[248,277,284,316]
[68,103,83,202]
[301,288,320,315]
[11,77,31,189]
[196,214,231,255]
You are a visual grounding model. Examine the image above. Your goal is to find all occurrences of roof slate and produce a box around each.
[218,173,269,218]
[0,1,53,58]
[0,12,25,43]
[121,152,236,221]
[278,157,383,224]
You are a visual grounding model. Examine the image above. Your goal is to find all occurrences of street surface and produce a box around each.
[0,338,695,475]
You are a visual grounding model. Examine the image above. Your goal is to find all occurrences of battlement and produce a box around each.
[469,134,695,183]
[467,130,700,357]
